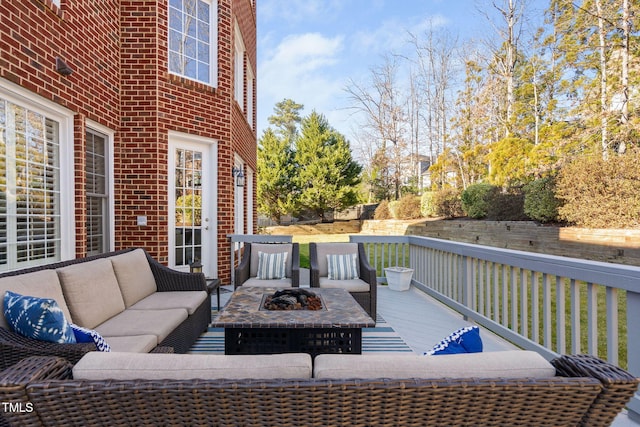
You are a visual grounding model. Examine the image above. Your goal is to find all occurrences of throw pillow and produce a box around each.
[70,324,111,352]
[327,253,358,280]
[424,325,483,355]
[256,251,288,280]
[3,290,76,344]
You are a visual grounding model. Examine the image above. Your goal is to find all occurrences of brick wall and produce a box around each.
[1,0,257,283]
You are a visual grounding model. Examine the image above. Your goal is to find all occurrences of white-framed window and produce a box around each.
[0,80,74,271]
[234,21,245,109]
[85,124,113,255]
[168,0,218,86]
[52,0,61,6]
[246,64,254,128]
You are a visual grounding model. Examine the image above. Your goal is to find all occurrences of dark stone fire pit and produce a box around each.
[263,289,322,311]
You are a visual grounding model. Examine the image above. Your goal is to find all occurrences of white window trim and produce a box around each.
[0,77,75,262]
[168,0,218,87]
[86,119,115,253]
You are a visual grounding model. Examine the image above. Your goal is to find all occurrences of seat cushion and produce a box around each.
[129,291,207,315]
[94,308,188,344]
[100,334,159,353]
[0,270,73,329]
[242,277,294,288]
[250,243,293,278]
[109,249,157,307]
[313,351,556,379]
[314,243,359,278]
[73,352,313,380]
[57,258,126,329]
[319,277,370,292]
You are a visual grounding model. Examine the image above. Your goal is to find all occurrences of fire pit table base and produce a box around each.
[224,327,362,357]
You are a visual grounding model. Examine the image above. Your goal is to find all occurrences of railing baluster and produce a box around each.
[532,271,539,343]
[555,275,566,354]
[570,278,581,354]
[607,287,618,365]
[543,273,551,348]
[587,282,598,356]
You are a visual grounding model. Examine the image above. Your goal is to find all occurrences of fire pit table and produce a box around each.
[211,287,375,356]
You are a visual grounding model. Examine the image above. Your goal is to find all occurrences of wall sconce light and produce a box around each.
[190,259,203,274]
[232,166,245,187]
[55,57,74,76]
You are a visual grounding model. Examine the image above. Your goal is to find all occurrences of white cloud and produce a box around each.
[258,33,346,132]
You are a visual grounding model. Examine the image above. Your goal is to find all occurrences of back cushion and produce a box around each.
[315,243,359,277]
[249,244,293,278]
[0,270,73,329]
[109,249,157,307]
[57,259,126,329]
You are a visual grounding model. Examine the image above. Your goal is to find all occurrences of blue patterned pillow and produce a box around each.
[327,253,358,280]
[3,291,76,344]
[70,324,111,352]
[424,325,483,355]
[256,251,288,280]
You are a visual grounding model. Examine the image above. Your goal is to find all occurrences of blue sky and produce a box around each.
[256,0,549,143]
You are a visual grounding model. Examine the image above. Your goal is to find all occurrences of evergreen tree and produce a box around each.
[294,112,362,221]
[256,128,296,224]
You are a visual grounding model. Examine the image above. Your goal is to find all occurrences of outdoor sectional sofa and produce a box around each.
[0,248,212,370]
[0,350,637,426]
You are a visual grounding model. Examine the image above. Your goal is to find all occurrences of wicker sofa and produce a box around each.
[0,351,637,426]
[0,248,211,370]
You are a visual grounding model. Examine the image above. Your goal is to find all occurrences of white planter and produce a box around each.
[384,267,414,291]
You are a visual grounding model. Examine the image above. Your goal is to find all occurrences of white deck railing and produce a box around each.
[350,234,640,419]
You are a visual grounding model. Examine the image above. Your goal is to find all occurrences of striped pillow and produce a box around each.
[327,253,358,280]
[256,251,288,280]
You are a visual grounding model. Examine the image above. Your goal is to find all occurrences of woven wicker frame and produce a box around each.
[0,354,637,426]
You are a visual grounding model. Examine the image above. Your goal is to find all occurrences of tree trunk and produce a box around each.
[595,0,609,159]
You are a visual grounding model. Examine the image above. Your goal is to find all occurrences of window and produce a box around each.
[168,0,218,86]
[0,97,63,270]
[234,21,245,108]
[246,64,254,128]
[85,129,110,255]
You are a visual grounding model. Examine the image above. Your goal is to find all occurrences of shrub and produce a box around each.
[461,183,498,219]
[523,177,561,223]
[433,188,463,219]
[486,187,527,221]
[396,195,422,219]
[420,191,436,217]
[556,152,640,228]
[373,200,391,219]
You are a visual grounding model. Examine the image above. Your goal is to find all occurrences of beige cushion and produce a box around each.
[95,308,188,344]
[73,352,313,380]
[57,259,126,329]
[0,270,73,329]
[318,277,370,292]
[313,351,556,379]
[109,249,157,307]
[241,277,294,288]
[249,244,293,278]
[314,243,359,278]
[101,335,159,353]
[129,291,207,315]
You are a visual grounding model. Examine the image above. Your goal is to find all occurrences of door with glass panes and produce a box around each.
[168,136,216,277]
